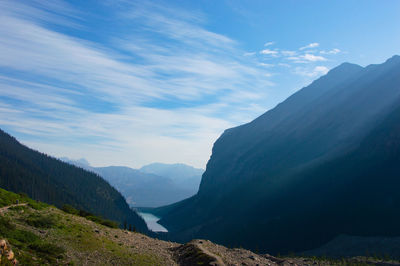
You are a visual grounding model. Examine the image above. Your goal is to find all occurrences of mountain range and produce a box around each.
[156,55,400,254]
[61,159,204,207]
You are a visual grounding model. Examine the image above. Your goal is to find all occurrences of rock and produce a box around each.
[7,250,14,260]
[0,239,7,249]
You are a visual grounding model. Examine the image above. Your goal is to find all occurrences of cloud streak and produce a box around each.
[320,48,341,54]
[264,41,275,46]
[299,42,319,50]
[260,49,278,55]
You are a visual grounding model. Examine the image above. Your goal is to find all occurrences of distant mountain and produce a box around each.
[60,157,90,168]
[140,163,204,192]
[63,159,204,207]
[0,129,148,232]
[158,55,400,255]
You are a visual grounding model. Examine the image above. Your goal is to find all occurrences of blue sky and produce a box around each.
[1,0,399,168]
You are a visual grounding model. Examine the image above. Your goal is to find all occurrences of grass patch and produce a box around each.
[29,242,65,256]
[0,215,39,246]
[0,216,15,232]
[86,215,119,228]
[53,215,163,265]
[8,230,40,247]
[0,188,163,265]
[0,188,48,210]
[0,215,64,264]
[26,213,57,228]
[0,188,22,207]
[61,204,79,215]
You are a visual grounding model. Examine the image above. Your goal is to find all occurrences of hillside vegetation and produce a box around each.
[0,129,147,232]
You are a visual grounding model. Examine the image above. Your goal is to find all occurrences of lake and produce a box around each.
[137,212,168,232]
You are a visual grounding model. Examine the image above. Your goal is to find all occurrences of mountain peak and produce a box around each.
[385,54,400,64]
[76,158,90,166]
[328,62,363,75]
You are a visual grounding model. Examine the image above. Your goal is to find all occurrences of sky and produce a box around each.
[1,0,399,169]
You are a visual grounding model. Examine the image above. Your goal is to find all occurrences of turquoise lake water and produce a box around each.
[137,212,168,232]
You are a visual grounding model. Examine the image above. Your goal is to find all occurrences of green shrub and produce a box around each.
[29,242,65,256]
[61,204,79,215]
[61,204,119,228]
[87,215,118,228]
[0,216,40,251]
[27,200,48,210]
[26,213,56,228]
[0,188,20,207]
[100,219,119,228]
[0,216,16,234]
[78,209,93,217]
[8,205,26,211]
[29,241,65,263]
[9,229,39,244]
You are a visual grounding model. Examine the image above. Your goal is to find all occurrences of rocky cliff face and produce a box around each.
[159,56,400,254]
[199,56,400,196]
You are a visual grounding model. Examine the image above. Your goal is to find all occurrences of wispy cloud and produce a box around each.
[243,52,256,56]
[294,66,329,77]
[264,41,275,47]
[278,63,291,68]
[299,42,319,50]
[300,53,327,62]
[258,63,274,67]
[320,48,341,54]
[280,50,296,56]
[287,53,327,63]
[260,49,278,55]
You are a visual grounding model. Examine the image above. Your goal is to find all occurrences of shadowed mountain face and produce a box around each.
[62,160,204,207]
[0,130,148,232]
[159,55,400,254]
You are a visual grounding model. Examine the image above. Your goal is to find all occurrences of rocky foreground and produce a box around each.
[1,198,400,265]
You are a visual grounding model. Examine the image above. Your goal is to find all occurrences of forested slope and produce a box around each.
[0,129,148,232]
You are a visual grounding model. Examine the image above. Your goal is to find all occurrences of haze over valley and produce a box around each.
[62,158,203,208]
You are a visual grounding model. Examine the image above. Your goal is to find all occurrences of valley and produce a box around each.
[62,158,204,208]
